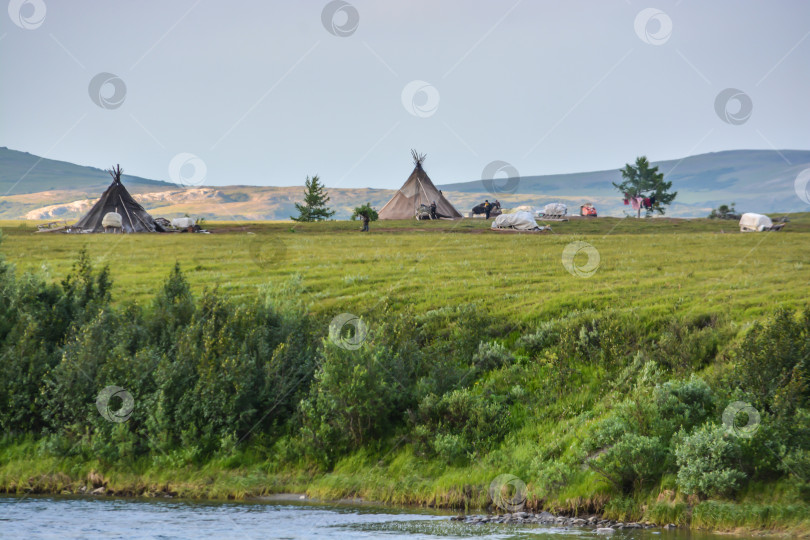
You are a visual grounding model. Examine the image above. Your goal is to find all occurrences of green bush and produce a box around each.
[411,304,493,397]
[590,433,667,492]
[718,309,810,482]
[652,315,726,372]
[652,376,715,439]
[0,248,113,434]
[350,203,379,221]
[558,312,640,367]
[411,388,509,463]
[0,249,323,460]
[728,309,810,413]
[471,341,513,373]
[534,459,576,496]
[674,423,746,498]
[299,333,411,465]
[584,374,716,493]
[515,321,559,353]
[583,416,629,454]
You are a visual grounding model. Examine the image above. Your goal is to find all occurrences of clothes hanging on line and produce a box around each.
[631,197,642,210]
[623,199,629,205]
[643,197,651,208]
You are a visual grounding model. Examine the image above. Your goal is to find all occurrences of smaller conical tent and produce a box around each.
[74,165,158,233]
[378,151,462,220]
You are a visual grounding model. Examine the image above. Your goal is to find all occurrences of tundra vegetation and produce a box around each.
[0,215,808,535]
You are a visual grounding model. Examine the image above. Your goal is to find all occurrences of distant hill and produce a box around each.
[1,147,808,220]
[438,149,810,218]
[0,147,395,221]
[0,147,173,195]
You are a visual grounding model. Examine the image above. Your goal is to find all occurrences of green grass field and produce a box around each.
[2,214,808,321]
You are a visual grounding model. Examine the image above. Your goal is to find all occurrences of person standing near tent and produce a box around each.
[484,200,492,219]
[361,212,370,232]
[429,201,437,219]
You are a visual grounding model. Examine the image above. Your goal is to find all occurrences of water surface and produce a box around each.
[0,495,741,539]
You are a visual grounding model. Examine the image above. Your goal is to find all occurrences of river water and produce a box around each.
[0,495,737,539]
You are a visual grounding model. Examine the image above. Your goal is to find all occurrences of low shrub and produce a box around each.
[411,388,509,463]
[674,423,745,498]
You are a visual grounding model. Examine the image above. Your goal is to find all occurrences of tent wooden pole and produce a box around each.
[118,194,136,233]
[122,194,152,231]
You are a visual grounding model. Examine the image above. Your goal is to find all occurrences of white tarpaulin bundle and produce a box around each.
[542,203,567,215]
[101,212,122,228]
[491,211,541,230]
[171,217,196,228]
[739,213,773,232]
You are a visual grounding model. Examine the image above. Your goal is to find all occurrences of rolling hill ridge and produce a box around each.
[1,147,808,220]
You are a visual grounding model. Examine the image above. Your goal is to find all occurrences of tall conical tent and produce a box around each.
[378,151,462,220]
[74,165,159,233]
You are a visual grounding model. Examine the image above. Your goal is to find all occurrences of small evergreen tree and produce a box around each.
[613,156,677,218]
[708,202,736,219]
[351,203,378,222]
[291,175,335,222]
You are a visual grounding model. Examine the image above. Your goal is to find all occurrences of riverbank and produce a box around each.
[2,453,808,537]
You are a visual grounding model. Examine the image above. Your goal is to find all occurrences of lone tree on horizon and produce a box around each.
[291,175,335,222]
[613,156,677,217]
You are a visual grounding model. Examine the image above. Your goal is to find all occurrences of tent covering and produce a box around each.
[378,151,462,220]
[542,203,567,215]
[171,217,196,229]
[74,165,159,233]
[739,212,773,232]
[491,211,542,230]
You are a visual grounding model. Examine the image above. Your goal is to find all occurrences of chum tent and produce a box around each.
[378,150,462,220]
[73,165,160,233]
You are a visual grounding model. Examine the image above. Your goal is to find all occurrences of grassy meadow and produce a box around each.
[2,214,809,320]
[1,214,809,536]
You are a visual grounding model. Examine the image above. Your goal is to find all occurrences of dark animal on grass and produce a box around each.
[472,201,501,216]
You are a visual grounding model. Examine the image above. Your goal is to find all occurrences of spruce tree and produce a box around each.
[291,175,335,222]
[613,156,677,218]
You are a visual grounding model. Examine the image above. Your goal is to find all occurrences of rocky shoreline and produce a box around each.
[451,511,678,532]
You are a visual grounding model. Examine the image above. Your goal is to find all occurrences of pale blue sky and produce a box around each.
[2,0,809,190]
